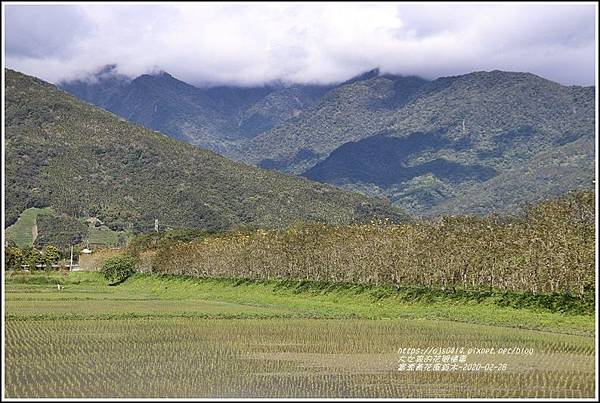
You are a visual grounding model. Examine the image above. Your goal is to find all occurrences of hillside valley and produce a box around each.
[60,67,596,216]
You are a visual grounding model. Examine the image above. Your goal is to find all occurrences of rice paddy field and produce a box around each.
[3,272,596,398]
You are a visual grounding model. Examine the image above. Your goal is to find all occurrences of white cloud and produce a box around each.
[4,2,597,86]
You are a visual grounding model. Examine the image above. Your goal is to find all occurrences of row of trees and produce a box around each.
[4,241,63,270]
[138,191,594,297]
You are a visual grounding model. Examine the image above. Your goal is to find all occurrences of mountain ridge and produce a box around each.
[58,66,595,216]
[59,66,334,153]
[5,68,409,234]
[242,70,594,215]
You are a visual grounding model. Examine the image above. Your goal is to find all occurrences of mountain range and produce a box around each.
[60,64,334,155]
[5,69,408,235]
[60,66,596,216]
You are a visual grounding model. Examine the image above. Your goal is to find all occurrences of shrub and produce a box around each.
[101,255,137,285]
[42,245,61,268]
[4,245,24,270]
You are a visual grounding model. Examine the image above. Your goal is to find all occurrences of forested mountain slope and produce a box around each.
[61,67,595,216]
[60,65,333,155]
[245,70,594,215]
[5,69,408,233]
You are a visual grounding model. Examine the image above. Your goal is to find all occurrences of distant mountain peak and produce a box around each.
[59,64,130,86]
[451,69,541,82]
[130,70,194,92]
[96,64,119,75]
[342,68,381,85]
[144,65,172,77]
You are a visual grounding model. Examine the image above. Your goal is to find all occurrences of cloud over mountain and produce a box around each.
[4,3,596,86]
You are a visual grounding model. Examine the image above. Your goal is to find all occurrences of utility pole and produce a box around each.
[69,245,74,271]
[154,219,159,233]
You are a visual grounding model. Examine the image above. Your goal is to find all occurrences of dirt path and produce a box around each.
[31,223,38,244]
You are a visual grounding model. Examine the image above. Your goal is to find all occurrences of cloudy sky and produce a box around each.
[3,2,597,86]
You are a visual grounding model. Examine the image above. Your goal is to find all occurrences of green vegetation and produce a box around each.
[5,207,130,250]
[34,210,88,251]
[240,70,594,216]
[5,68,408,235]
[59,65,333,150]
[88,225,129,247]
[101,254,137,285]
[4,272,595,397]
[61,68,595,217]
[5,207,52,247]
[432,136,595,216]
[4,242,24,270]
[136,191,594,297]
[126,228,214,253]
[4,243,63,271]
[41,245,61,266]
[4,272,593,333]
[5,67,596,398]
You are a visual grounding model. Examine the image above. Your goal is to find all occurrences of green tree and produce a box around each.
[101,254,137,285]
[4,242,24,270]
[22,246,44,270]
[42,245,61,268]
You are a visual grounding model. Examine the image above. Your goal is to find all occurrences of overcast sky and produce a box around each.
[3,2,597,86]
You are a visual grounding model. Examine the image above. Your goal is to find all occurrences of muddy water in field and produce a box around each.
[5,318,595,398]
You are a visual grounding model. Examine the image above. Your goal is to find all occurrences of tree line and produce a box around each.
[5,242,66,270]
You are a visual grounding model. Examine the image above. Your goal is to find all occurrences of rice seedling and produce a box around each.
[4,271,595,398]
[4,318,595,398]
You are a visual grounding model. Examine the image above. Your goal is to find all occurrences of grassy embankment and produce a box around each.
[4,271,594,335]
